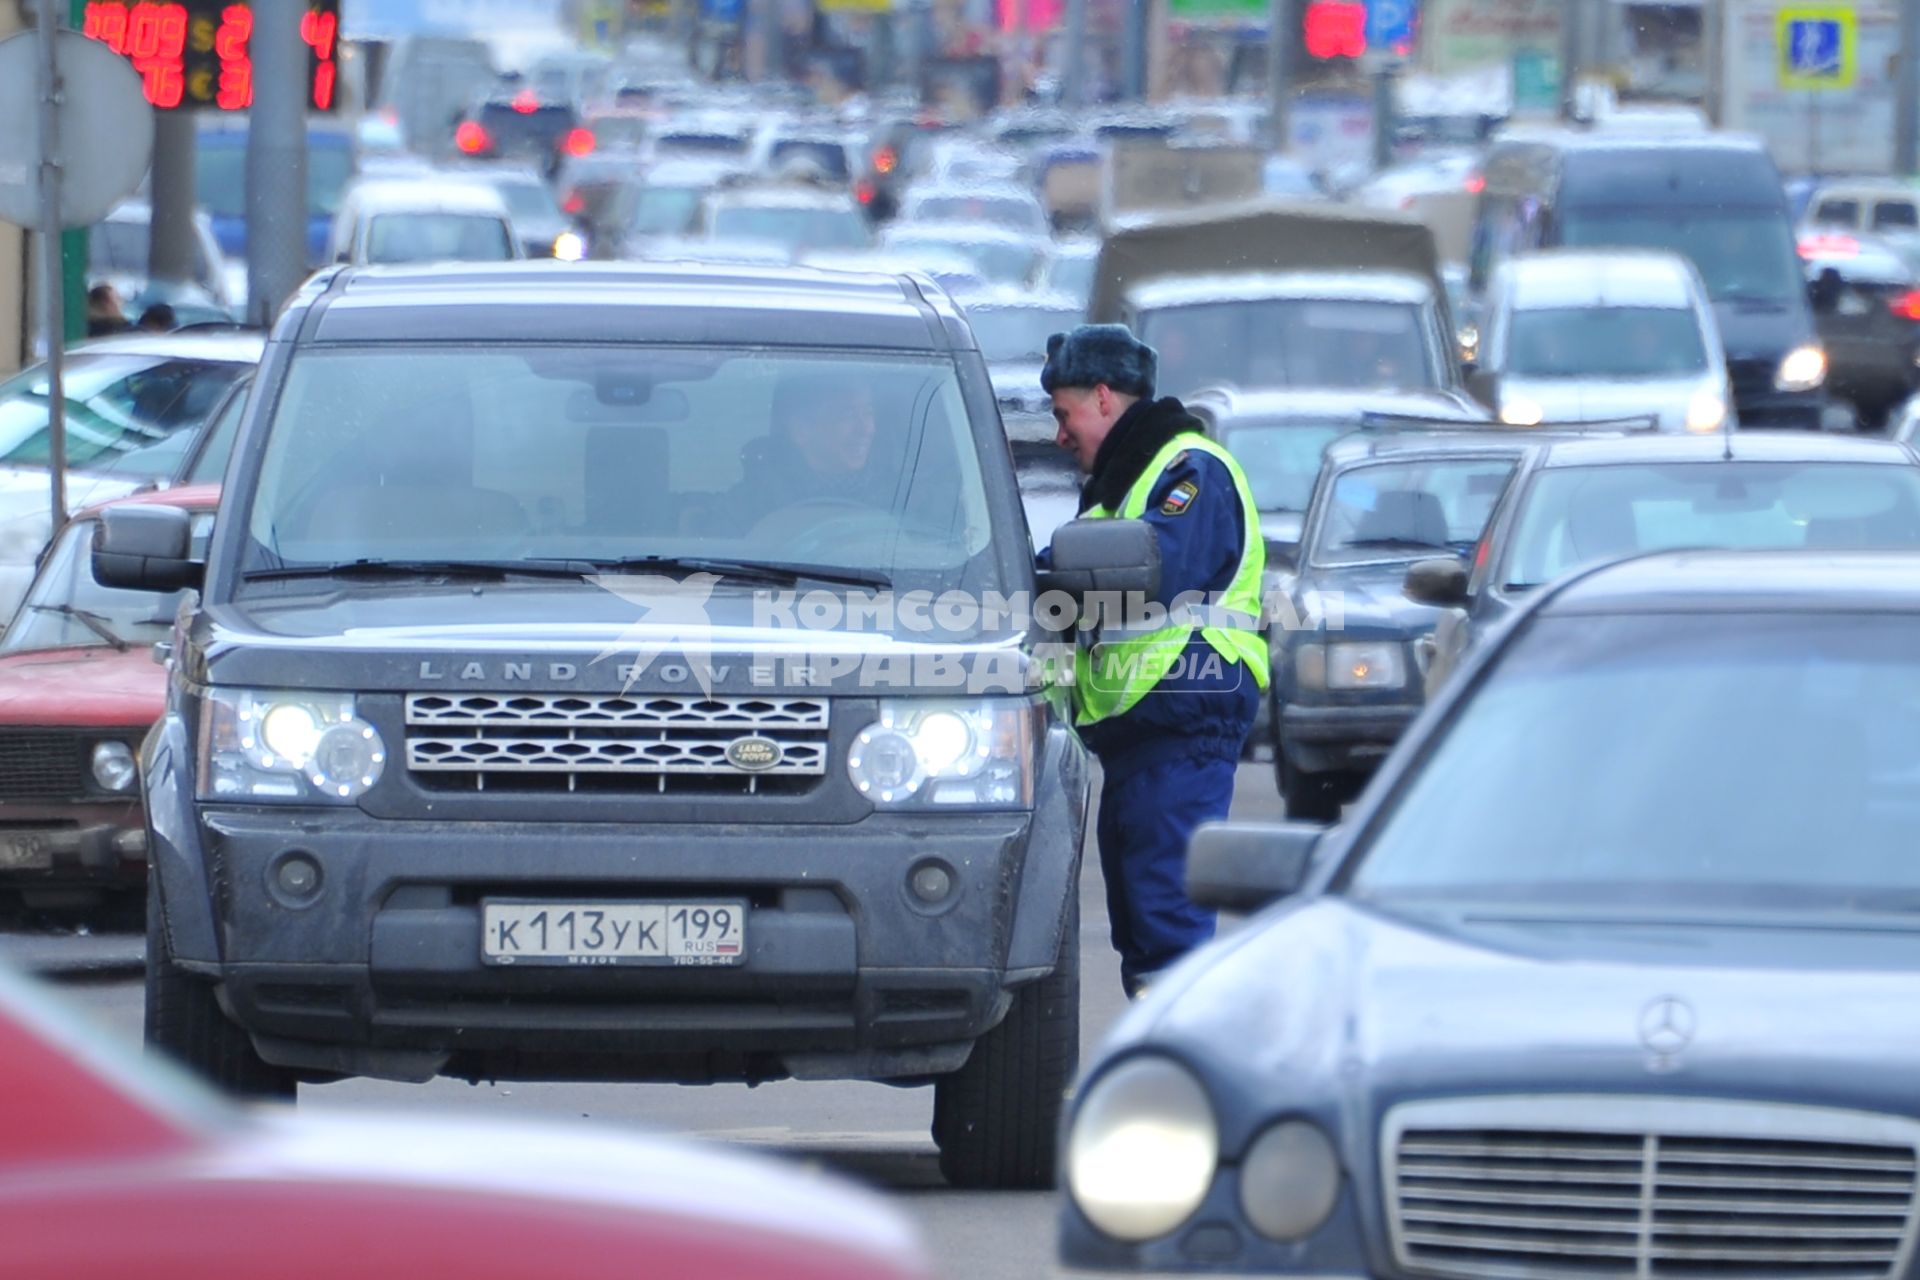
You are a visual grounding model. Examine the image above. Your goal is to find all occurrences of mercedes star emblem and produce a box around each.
[1638,996,1697,1057]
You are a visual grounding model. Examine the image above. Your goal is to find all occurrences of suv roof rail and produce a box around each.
[1354,411,1662,434]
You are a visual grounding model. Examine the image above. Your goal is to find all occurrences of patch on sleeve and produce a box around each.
[1160,480,1199,516]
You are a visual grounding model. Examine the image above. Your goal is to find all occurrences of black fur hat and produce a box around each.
[1039,324,1157,398]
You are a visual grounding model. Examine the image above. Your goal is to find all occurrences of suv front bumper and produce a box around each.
[1278,702,1421,774]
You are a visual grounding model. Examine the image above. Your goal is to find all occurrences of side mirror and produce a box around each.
[1186,821,1322,913]
[93,505,201,593]
[1037,517,1160,599]
[1262,536,1298,570]
[1404,556,1470,609]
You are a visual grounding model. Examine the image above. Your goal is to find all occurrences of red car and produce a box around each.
[0,486,221,908]
[0,962,931,1279]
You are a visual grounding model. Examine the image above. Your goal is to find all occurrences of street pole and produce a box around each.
[246,0,308,328]
[36,0,68,533]
[1559,0,1581,119]
[1063,0,1089,104]
[148,110,197,293]
[1897,0,1920,177]
[1372,57,1395,171]
[58,0,84,349]
[1121,0,1148,100]
[1267,0,1291,153]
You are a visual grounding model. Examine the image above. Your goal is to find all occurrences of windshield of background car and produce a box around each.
[770,140,852,181]
[367,213,514,263]
[0,355,247,476]
[967,305,1080,361]
[1505,306,1709,378]
[239,346,996,596]
[1312,457,1516,565]
[709,205,869,251]
[196,139,352,219]
[654,132,750,158]
[496,180,563,223]
[629,186,704,235]
[1140,300,1437,398]
[1,518,197,655]
[1225,423,1346,513]
[1561,210,1804,305]
[909,194,1045,235]
[477,102,577,152]
[1505,461,1920,589]
[1347,612,1920,912]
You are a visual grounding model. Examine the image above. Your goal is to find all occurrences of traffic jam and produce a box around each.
[4,0,1920,1276]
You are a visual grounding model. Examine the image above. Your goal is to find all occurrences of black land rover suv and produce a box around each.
[101,261,1134,1189]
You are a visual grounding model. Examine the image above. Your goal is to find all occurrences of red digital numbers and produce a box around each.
[83,0,338,113]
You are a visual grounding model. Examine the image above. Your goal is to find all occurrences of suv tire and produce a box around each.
[145,887,297,1101]
[1279,755,1346,823]
[933,891,1080,1190]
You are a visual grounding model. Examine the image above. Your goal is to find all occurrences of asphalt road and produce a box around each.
[46,759,1289,1280]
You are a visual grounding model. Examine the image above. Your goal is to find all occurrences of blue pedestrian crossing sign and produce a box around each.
[1778,6,1855,90]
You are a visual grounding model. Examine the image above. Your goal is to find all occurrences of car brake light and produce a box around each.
[512,89,538,114]
[1799,232,1858,258]
[564,127,595,157]
[562,191,585,215]
[875,146,897,174]
[855,178,875,205]
[1464,173,1486,194]
[1890,290,1920,321]
[455,121,490,154]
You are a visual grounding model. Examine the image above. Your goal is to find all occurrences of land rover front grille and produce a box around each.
[404,693,830,795]
[0,730,91,800]
[1386,1098,1920,1280]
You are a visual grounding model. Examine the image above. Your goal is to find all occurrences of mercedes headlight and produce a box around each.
[199,688,386,802]
[1685,388,1728,433]
[1239,1119,1342,1240]
[847,699,1038,809]
[552,230,587,262]
[91,740,138,793]
[1498,397,1544,426]
[1295,642,1406,691]
[1776,344,1827,392]
[1067,1055,1218,1242]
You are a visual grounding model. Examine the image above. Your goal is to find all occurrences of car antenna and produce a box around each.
[1721,399,1734,460]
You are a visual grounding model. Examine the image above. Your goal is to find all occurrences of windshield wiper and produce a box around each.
[553,555,893,590]
[1343,537,1451,552]
[30,603,129,651]
[241,559,594,583]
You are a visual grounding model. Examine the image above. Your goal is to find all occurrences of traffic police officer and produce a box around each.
[1040,324,1269,998]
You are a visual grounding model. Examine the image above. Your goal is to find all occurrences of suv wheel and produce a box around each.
[144,887,297,1101]
[932,892,1080,1190]
[1278,755,1346,823]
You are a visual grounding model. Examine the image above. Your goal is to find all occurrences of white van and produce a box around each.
[327,178,523,267]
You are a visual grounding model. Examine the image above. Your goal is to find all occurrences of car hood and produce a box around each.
[1121,897,1920,1126]
[0,645,166,726]
[1294,562,1446,638]
[1498,376,1711,431]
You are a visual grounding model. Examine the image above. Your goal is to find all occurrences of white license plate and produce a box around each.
[481,901,746,967]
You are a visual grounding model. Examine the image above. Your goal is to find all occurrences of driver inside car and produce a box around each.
[735,379,880,505]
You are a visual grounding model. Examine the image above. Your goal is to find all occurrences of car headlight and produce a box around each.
[1067,1055,1218,1242]
[847,698,1037,809]
[1685,388,1728,433]
[1239,1119,1342,1240]
[1295,641,1406,691]
[91,740,138,793]
[1498,397,1543,426]
[1776,343,1827,391]
[552,230,586,262]
[199,688,386,802]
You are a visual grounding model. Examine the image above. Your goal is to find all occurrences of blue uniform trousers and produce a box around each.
[1096,751,1238,997]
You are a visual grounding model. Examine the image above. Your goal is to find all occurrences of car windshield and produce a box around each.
[477,103,577,151]
[966,305,1081,362]
[910,194,1044,234]
[239,345,996,596]
[1313,457,1516,565]
[495,180,562,222]
[1560,210,1804,305]
[1140,300,1436,398]
[1347,612,1920,913]
[709,206,869,252]
[1,517,197,655]
[1504,461,1920,589]
[1224,423,1346,513]
[629,186,704,235]
[770,140,851,181]
[366,213,514,264]
[196,138,352,219]
[655,132,749,158]
[0,354,247,476]
[1505,306,1709,378]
